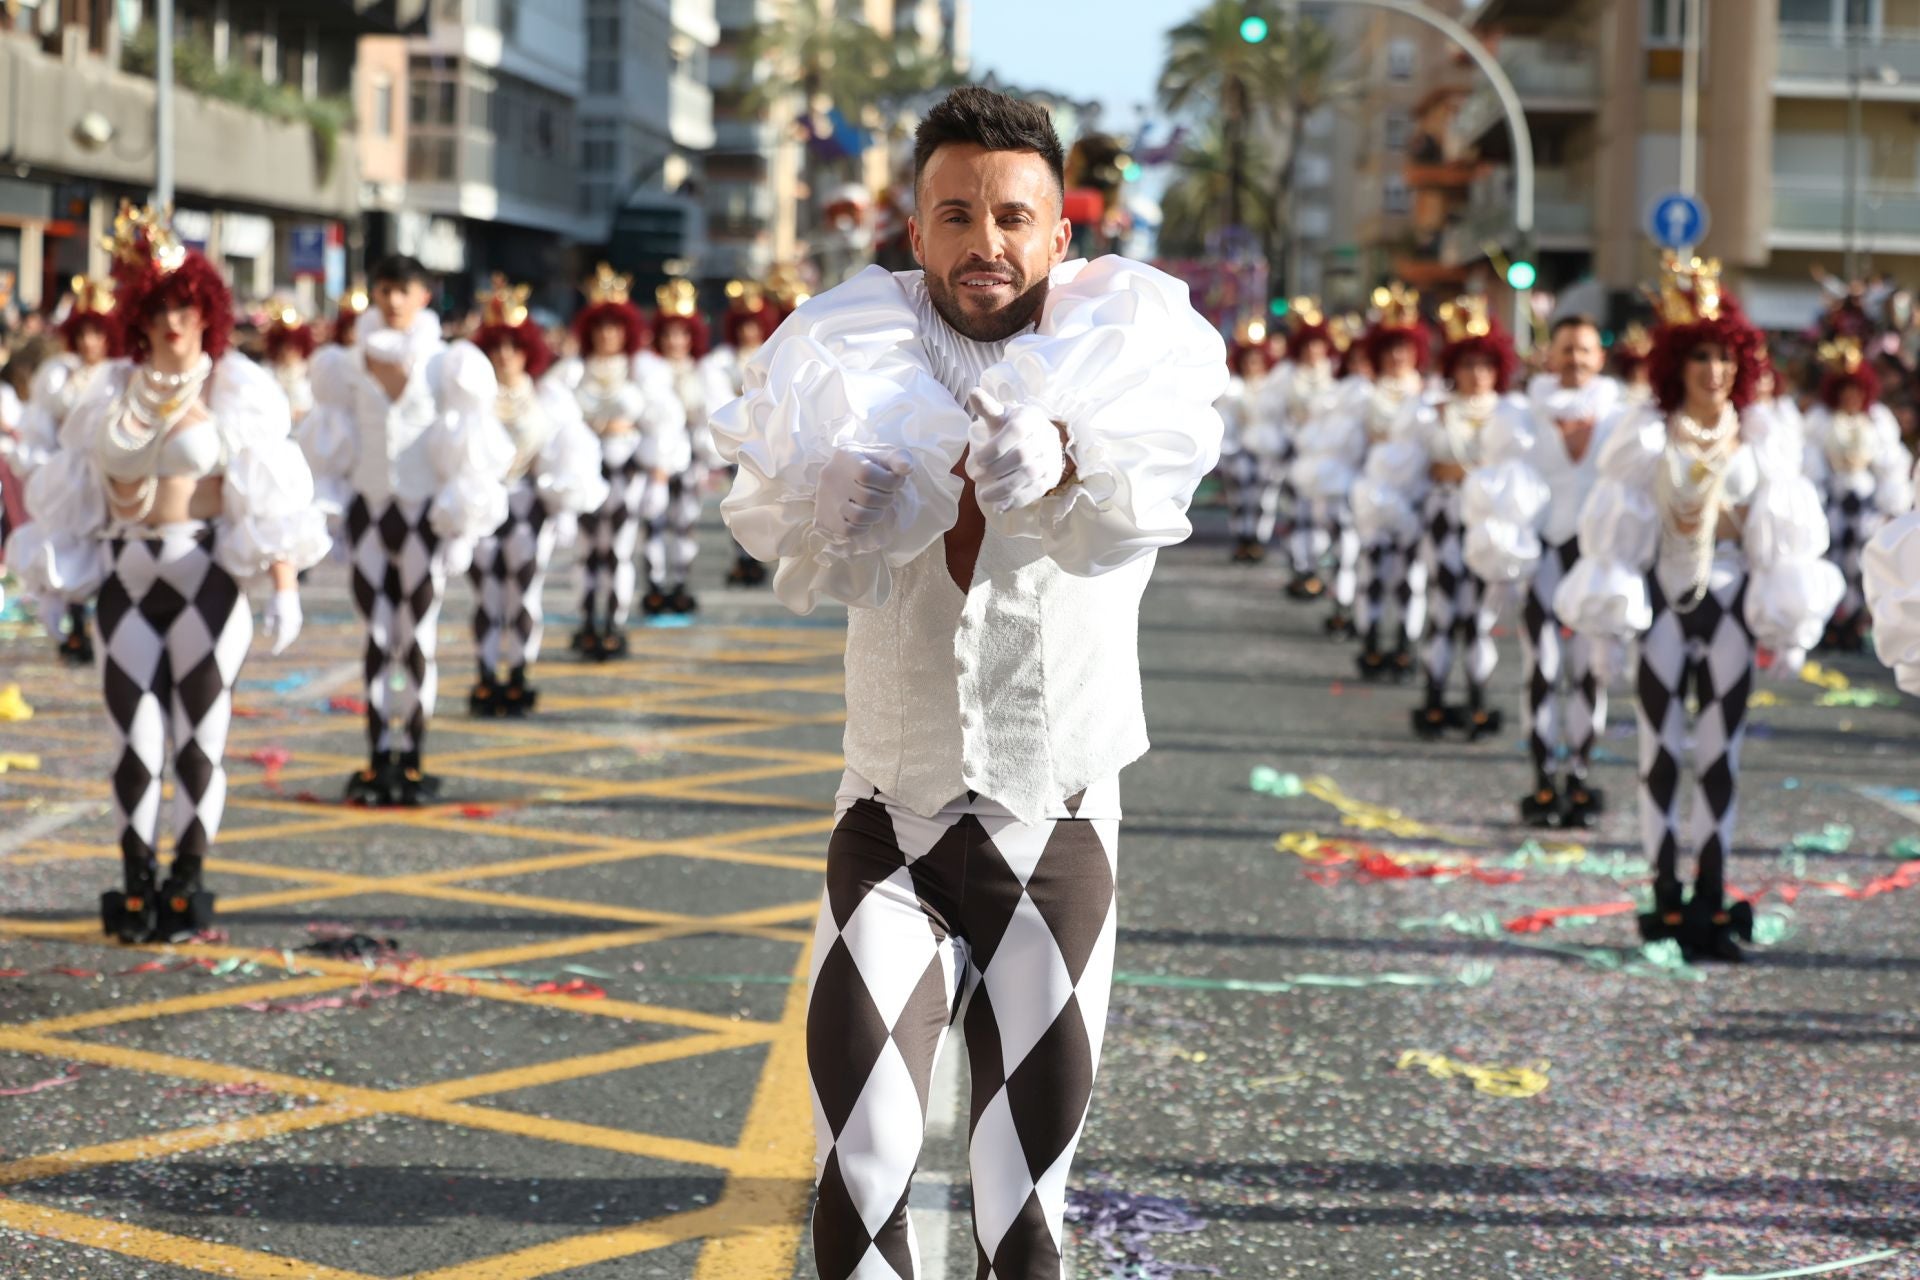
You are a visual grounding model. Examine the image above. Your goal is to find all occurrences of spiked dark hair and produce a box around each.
[912,86,1065,203]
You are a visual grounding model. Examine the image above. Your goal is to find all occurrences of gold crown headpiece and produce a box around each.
[480,274,532,328]
[1649,251,1723,325]
[725,279,768,312]
[68,275,116,315]
[1288,297,1325,333]
[1371,282,1420,328]
[339,282,369,314]
[584,262,632,307]
[1438,294,1493,343]
[765,263,810,309]
[1233,315,1269,348]
[655,278,698,318]
[1615,322,1653,359]
[101,201,187,275]
[268,298,305,330]
[1818,334,1866,375]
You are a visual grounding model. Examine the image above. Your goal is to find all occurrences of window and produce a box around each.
[407,135,456,181]
[1779,0,1883,35]
[588,55,620,93]
[1646,0,1702,48]
[1297,153,1332,187]
[1384,108,1411,153]
[373,76,393,136]
[1383,174,1411,215]
[1387,38,1415,81]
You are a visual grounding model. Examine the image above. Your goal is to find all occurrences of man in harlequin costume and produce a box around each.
[1802,335,1914,651]
[701,280,786,587]
[1277,300,1348,597]
[646,279,719,615]
[1216,317,1287,563]
[299,254,515,805]
[1558,255,1841,962]
[466,277,609,716]
[1466,314,1622,827]
[552,263,688,657]
[1347,284,1433,681]
[261,302,317,423]
[1,275,123,665]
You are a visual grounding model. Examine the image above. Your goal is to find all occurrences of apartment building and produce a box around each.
[0,0,415,310]
[1456,0,1920,329]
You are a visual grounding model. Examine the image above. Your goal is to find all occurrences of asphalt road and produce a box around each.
[2,503,1918,1280]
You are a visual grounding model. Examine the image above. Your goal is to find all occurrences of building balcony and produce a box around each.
[1450,167,1595,264]
[1405,160,1479,191]
[1453,36,1600,147]
[1775,25,1920,99]
[0,36,357,217]
[713,117,780,153]
[669,72,715,151]
[1392,257,1470,289]
[1770,183,1920,252]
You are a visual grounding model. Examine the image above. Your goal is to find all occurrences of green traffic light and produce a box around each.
[1123,162,1143,182]
[1507,261,1538,289]
[1240,15,1268,42]
[1269,297,1289,316]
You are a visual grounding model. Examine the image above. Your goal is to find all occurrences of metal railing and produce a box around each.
[1453,36,1598,142]
[1773,184,1920,239]
[1776,23,1920,83]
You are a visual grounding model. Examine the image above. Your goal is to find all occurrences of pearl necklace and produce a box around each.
[496,377,544,478]
[1657,404,1740,611]
[101,355,213,522]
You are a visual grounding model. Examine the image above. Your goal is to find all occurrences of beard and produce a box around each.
[923,264,1050,343]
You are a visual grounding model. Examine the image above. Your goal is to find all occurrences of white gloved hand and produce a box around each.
[442,537,474,576]
[813,446,911,545]
[639,476,672,523]
[551,510,580,548]
[1765,645,1808,682]
[260,589,304,656]
[965,390,1066,515]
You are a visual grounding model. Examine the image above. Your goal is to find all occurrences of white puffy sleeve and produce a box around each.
[297,345,360,517]
[632,352,693,474]
[1463,406,1551,585]
[700,350,740,427]
[533,378,610,516]
[712,265,969,613]
[1349,405,1431,546]
[972,257,1228,576]
[1871,404,1914,516]
[1743,445,1845,656]
[1214,379,1245,456]
[1289,408,1363,499]
[1553,408,1664,640]
[2,361,73,475]
[425,341,513,541]
[208,353,331,581]
[4,374,118,602]
[1865,462,1920,693]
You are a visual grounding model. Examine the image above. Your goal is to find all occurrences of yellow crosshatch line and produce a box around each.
[0,616,842,1278]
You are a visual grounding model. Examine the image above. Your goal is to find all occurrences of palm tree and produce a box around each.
[1263,16,1358,292]
[1157,124,1277,259]
[1158,0,1289,257]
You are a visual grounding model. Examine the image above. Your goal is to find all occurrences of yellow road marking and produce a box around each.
[0,1198,378,1280]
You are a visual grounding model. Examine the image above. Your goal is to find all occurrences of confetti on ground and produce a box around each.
[1248,765,1303,797]
[1790,824,1853,853]
[0,683,33,720]
[0,1064,88,1097]
[1799,660,1850,691]
[1818,687,1901,708]
[0,752,41,772]
[1110,964,1494,995]
[1277,832,1524,885]
[1703,1249,1905,1280]
[1065,1188,1220,1278]
[1395,1050,1550,1099]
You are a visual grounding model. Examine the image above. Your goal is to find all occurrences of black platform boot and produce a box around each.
[1636,878,1686,944]
[1356,625,1388,680]
[395,750,442,806]
[571,604,600,657]
[1286,572,1324,601]
[501,665,537,717]
[1680,891,1754,963]
[154,876,217,944]
[727,556,767,586]
[1518,774,1564,828]
[1464,683,1503,741]
[1324,607,1355,639]
[1411,682,1452,739]
[599,626,629,660]
[100,872,159,945]
[667,585,698,615]
[468,671,503,718]
[1562,778,1605,828]
[1389,640,1416,684]
[345,751,398,805]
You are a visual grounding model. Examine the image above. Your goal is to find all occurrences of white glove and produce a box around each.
[639,476,672,523]
[965,390,1066,515]
[35,594,64,637]
[260,589,304,656]
[551,510,580,548]
[1765,645,1808,682]
[442,537,474,576]
[813,446,911,545]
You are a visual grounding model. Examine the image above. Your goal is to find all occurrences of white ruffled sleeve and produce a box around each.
[1743,450,1845,656]
[632,353,693,474]
[425,341,513,541]
[1289,410,1364,499]
[208,353,330,581]
[533,379,610,516]
[712,266,969,613]
[1864,465,1920,692]
[1553,409,1663,640]
[1463,405,1550,584]
[297,345,360,517]
[972,257,1228,576]
[1348,406,1431,545]
[4,374,117,602]
[1871,405,1914,516]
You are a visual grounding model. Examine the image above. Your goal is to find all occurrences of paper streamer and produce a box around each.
[0,1064,86,1097]
[1249,766,1305,798]
[1703,1248,1904,1280]
[1396,1050,1550,1099]
[0,684,33,721]
[1799,660,1850,691]
[1112,964,1494,995]
[0,752,41,773]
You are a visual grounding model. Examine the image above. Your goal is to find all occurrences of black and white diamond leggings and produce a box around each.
[1826,487,1876,628]
[1637,570,1754,907]
[1223,450,1287,546]
[1357,534,1426,649]
[469,478,554,674]
[579,445,653,629]
[1522,538,1605,785]
[347,494,444,758]
[807,772,1120,1280]
[646,462,707,592]
[1420,486,1497,690]
[96,523,251,894]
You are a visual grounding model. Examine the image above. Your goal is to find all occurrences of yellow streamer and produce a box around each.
[1396,1050,1551,1098]
[1799,661,1850,692]
[0,684,31,722]
[1300,775,1472,843]
[0,752,41,773]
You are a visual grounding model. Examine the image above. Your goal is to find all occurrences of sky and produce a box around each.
[965,0,1182,139]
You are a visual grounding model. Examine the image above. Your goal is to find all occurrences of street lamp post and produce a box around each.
[156,0,174,210]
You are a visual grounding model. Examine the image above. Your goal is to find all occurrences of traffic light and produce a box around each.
[1240,15,1269,42]
[1269,297,1289,317]
[1507,259,1538,290]
[1122,161,1143,182]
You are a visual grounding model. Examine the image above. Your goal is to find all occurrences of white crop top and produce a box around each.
[97,415,225,484]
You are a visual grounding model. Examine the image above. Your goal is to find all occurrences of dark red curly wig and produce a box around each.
[572,300,650,356]
[1647,295,1766,414]
[1818,359,1881,411]
[653,311,711,360]
[1362,321,1430,373]
[56,306,123,357]
[722,301,783,351]
[1439,323,1519,395]
[1228,337,1278,377]
[473,319,555,380]
[331,300,364,347]
[1285,320,1336,364]
[1338,340,1373,381]
[115,248,233,365]
[263,318,318,363]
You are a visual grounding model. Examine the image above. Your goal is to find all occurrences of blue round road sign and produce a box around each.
[1648,193,1709,250]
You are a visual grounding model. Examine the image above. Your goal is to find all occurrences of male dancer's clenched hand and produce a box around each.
[815,446,912,544]
[965,390,1068,515]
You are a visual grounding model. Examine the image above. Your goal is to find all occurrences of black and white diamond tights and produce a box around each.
[579,451,653,629]
[347,495,444,757]
[1420,486,1497,691]
[1522,538,1605,785]
[646,463,707,594]
[470,479,555,674]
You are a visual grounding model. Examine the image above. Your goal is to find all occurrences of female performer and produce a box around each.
[1277,302,1345,595]
[262,304,317,423]
[556,264,688,657]
[1217,318,1287,564]
[1348,285,1432,680]
[466,278,609,715]
[701,281,785,586]
[1801,337,1912,650]
[1556,255,1841,962]
[646,280,718,615]
[6,205,329,941]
